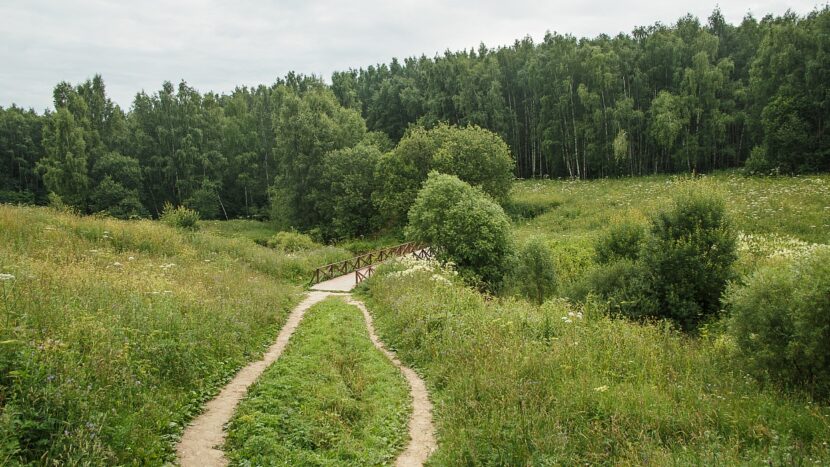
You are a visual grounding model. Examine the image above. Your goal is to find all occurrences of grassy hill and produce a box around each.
[0,206,349,464]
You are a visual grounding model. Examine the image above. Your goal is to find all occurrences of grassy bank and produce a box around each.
[0,205,348,464]
[225,298,410,465]
[360,263,830,465]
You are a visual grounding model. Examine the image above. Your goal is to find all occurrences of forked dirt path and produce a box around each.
[176,276,436,466]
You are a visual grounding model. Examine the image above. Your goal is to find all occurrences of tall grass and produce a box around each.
[360,267,830,465]
[226,298,410,465]
[0,205,348,464]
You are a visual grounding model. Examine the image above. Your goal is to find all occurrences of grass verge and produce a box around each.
[225,297,411,465]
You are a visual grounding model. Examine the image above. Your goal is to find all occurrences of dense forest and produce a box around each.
[1,8,828,231]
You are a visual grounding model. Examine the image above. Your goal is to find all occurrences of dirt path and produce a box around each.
[176,280,436,466]
[346,296,437,467]
[176,291,333,466]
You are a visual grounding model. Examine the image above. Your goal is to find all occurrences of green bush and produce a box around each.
[375,124,514,227]
[727,249,830,399]
[406,172,513,288]
[159,202,200,230]
[266,231,318,253]
[513,236,557,304]
[595,219,646,264]
[638,184,737,330]
[571,260,657,318]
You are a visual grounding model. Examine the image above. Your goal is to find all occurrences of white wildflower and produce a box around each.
[128,256,135,261]
[112,262,123,268]
[0,273,15,281]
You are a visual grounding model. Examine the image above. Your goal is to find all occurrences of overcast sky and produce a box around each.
[0,0,823,112]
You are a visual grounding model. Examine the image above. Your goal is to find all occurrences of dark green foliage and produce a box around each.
[320,144,381,240]
[38,108,89,209]
[513,236,557,304]
[184,180,223,220]
[595,220,646,264]
[159,203,200,230]
[406,173,512,287]
[728,250,830,399]
[89,176,147,218]
[638,186,737,330]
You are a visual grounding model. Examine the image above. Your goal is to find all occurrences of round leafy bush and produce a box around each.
[375,124,514,227]
[638,184,737,330]
[160,202,200,230]
[727,249,830,399]
[406,172,512,288]
[266,231,318,253]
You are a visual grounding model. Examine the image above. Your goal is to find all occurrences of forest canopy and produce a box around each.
[1,7,828,235]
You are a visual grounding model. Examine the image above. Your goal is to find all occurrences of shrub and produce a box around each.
[406,172,513,288]
[595,218,646,264]
[639,184,737,330]
[743,146,776,175]
[159,202,200,230]
[513,236,557,304]
[727,249,830,399]
[572,260,658,318]
[266,231,318,253]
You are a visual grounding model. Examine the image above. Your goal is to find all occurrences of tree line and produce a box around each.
[0,7,827,232]
[333,7,829,177]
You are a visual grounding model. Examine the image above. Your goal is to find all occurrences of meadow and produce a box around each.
[0,206,349,464]
[361,259,830,465]
[510,172,830,287]
[359,173,830,465]
[225,298,411,465]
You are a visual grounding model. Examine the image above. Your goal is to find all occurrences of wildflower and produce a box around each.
[593,385,609,392]
[46,374,56,383]
[112,262,123,268]
[128,256,135,261]
[0,273,14,281]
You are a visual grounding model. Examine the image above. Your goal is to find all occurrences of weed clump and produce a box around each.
[160,202,200,230]
[265,231,318,253]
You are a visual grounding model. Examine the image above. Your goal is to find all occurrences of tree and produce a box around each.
[273,86,366,232]
[38,108,89,210]
[375,123,513,227]
[319,144,382,239]
[406,172,513,288]
[514,236,557,304]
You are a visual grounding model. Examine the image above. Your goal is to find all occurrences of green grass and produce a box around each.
[360,265,830,465]
[225,298,411,466]
[511,172,830,286]
[200,219,279,245]
[0,205,349,464]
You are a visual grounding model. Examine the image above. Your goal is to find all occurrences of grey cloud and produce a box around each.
[0,0,821,111]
